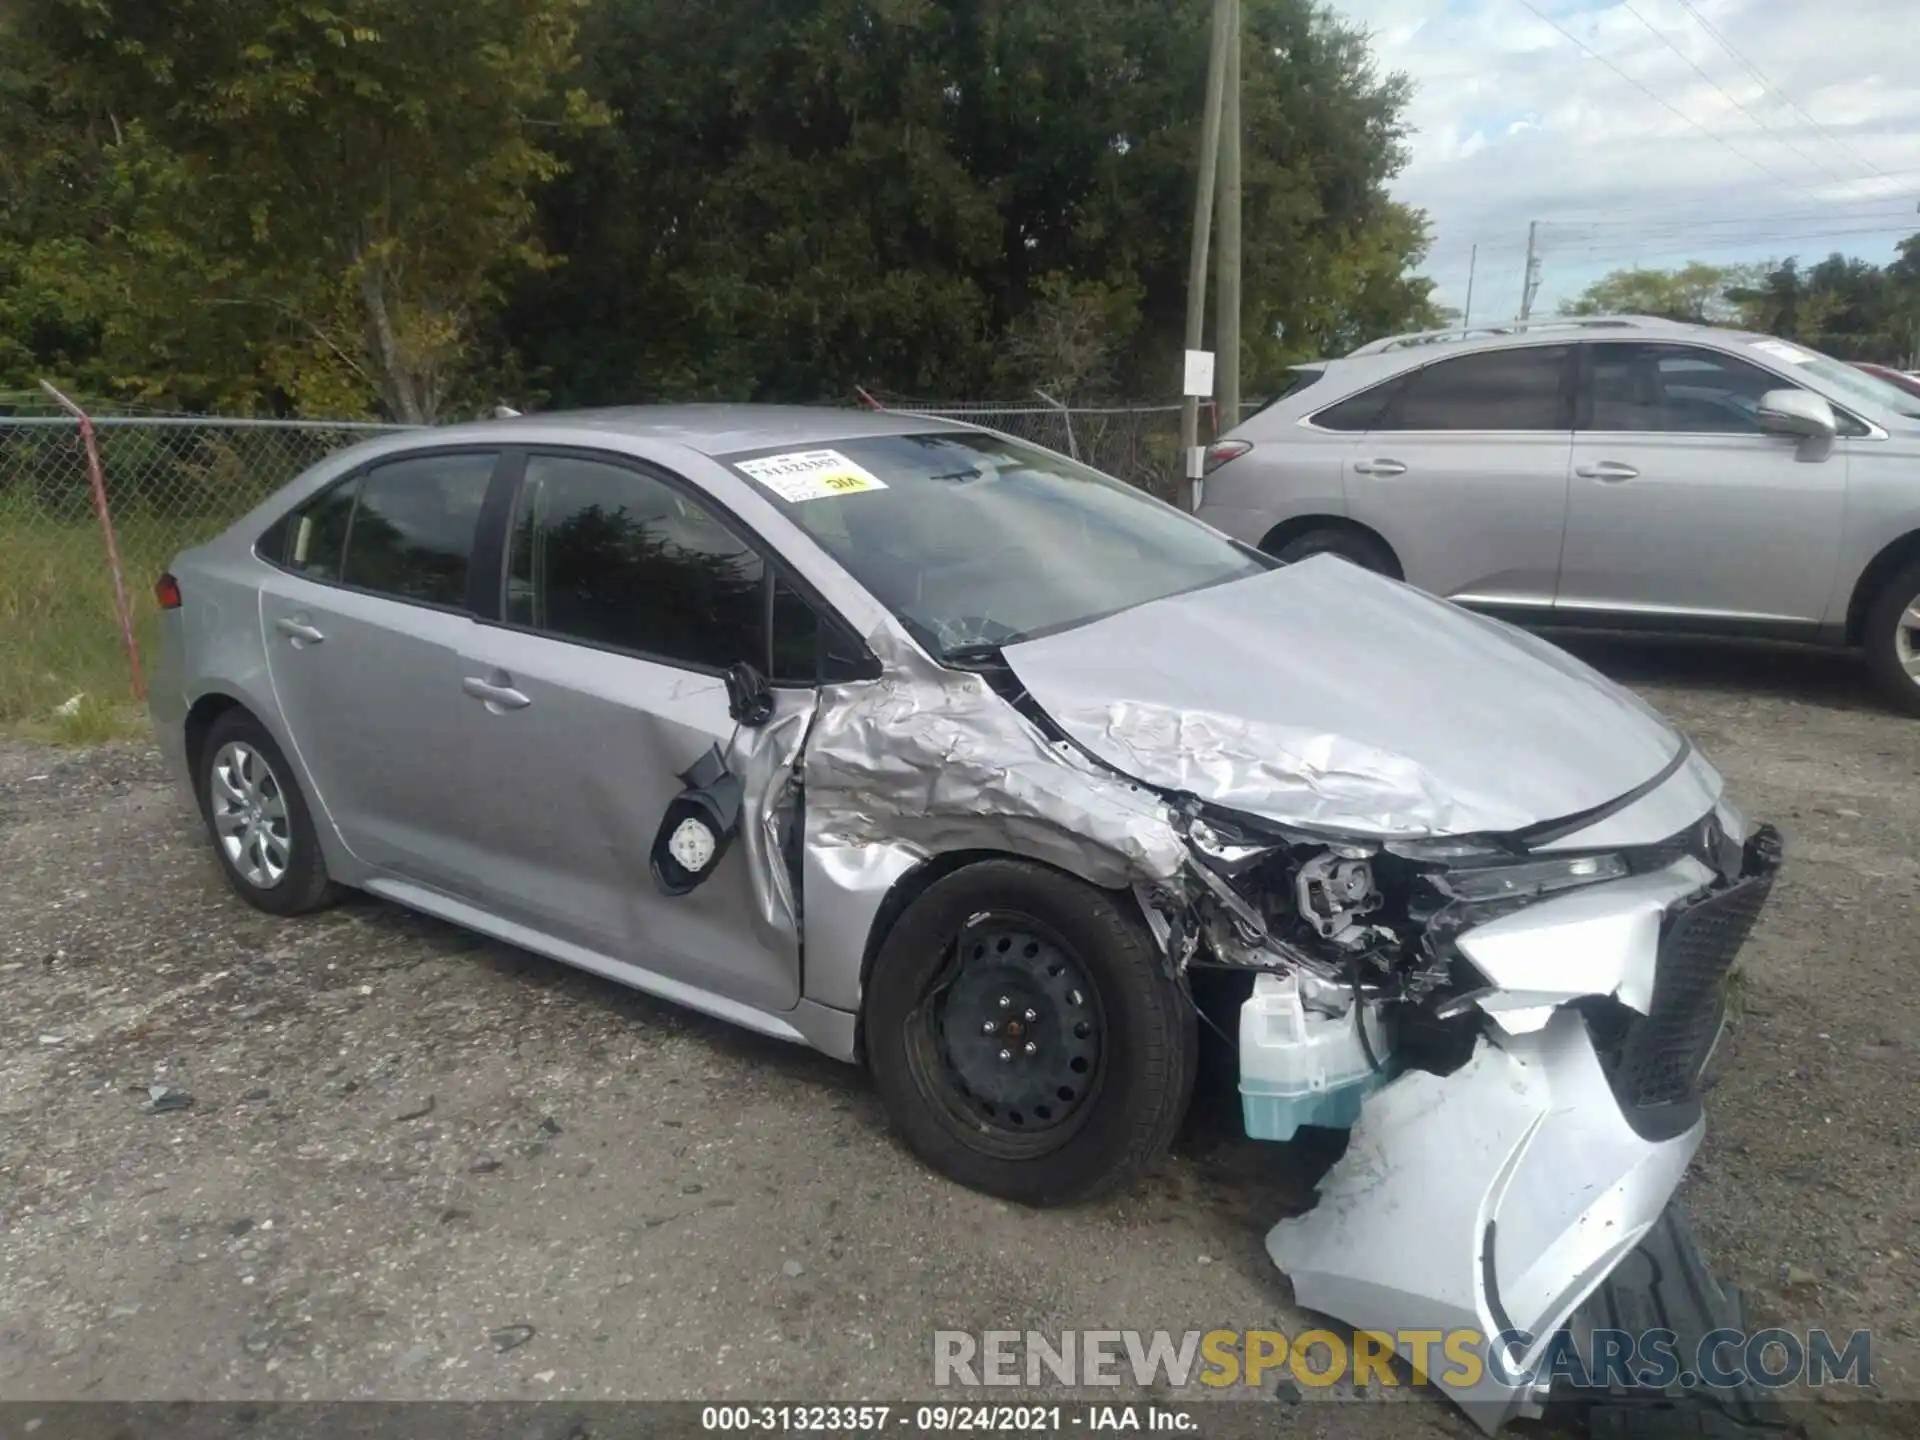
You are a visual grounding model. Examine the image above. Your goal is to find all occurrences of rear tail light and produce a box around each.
[1205,439,1252,474]
[155,572,182,610]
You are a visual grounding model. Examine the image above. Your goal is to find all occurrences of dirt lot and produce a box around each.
[1,635,1916,1433]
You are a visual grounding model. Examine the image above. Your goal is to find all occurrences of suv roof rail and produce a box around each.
[1347,314,1690,357]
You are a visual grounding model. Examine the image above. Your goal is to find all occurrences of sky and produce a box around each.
[1336,0,1920,318]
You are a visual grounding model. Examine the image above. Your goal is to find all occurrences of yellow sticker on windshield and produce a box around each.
[736,448,889,503]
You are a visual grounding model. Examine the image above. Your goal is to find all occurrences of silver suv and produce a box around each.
[1197,315,1920,714]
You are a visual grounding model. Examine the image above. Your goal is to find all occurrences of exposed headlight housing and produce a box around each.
[1429,852,1630,904]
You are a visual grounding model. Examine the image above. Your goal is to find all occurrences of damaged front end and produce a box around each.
[980,559,1785,1431]
[1150,796,1782,1430]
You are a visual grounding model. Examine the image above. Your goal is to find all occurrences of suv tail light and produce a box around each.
[155,572,182,610]
[1204,439,1252,474]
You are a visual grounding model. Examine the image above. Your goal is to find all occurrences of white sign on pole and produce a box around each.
[1183,349,1216,398]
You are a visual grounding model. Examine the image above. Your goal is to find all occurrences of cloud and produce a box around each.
[1338,0,1920,313]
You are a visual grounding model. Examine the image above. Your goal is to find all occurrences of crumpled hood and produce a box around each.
[999,557,1684,837]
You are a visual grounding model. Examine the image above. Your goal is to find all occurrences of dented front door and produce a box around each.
[445,449,806,1013]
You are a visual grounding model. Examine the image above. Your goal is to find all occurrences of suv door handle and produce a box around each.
[1353,458,1407,477]
[273,616,325,645]
[1576,461,1640,482]
[462,675,532,712]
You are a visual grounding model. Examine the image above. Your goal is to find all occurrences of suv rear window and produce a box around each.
[1386,346,1573,431]
[1310,374,1411,431]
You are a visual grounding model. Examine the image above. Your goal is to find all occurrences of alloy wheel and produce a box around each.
[208,741,292,888]
[1896,593,1920,688]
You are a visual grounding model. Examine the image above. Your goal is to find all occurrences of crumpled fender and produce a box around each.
[797,627,1190,1014]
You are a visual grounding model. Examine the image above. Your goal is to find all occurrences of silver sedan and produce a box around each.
[151,405,1779,1430]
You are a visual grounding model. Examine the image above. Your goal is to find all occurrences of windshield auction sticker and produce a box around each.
[736,448,889,503]
[1749,339,1816,365]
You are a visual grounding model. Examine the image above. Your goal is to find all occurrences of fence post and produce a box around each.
[1034,389,1080,462]
[38,380,147,703]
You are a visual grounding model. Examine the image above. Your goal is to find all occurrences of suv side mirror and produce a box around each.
[1756,389,1837,440]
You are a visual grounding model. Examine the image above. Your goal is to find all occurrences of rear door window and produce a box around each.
[338,452,498,607]
[1310,375,1410,431]
[1381,346,1574,431]
[277,478,359,581]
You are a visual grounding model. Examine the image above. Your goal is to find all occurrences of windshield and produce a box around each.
[726,432,1268,660]
[1747,338,1920,421]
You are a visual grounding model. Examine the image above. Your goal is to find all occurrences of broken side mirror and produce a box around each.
[650,744,745,896]
[725,661,775,727]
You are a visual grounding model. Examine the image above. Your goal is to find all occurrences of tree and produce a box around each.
[4,0,603,418]
[498,0,1439,406]
[1561,262,1758,326]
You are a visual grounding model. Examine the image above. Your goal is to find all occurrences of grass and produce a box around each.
[0,508,209,740]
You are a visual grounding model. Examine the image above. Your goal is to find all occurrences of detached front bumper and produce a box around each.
[1268,1009,1696,1428]
[1265,828,1780,1433]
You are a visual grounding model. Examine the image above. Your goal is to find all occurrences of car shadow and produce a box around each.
[1537,630,1891,713]
[331,888,1336,1210]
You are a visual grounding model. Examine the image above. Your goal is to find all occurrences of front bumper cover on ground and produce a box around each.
[1268,1008,1699,1429]
[1267,830,1781,1434]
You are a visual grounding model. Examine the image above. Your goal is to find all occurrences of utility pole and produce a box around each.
[1214,0,1243,429]
[1519,221,1542,320]
[1179,0,1233,511]
[1462,244,1477,328]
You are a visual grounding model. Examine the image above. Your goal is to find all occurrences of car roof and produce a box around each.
[473,403,968,457]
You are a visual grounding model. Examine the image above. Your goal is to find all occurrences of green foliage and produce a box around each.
[1562,262,1763,327]
[1567,250,1920,366]
[1,0,604,418]
[4,0,1441,413]
[499,0,1440,404]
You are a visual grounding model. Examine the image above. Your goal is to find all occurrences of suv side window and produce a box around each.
[506,452,774,673]
[1310,374,1410,431]
[1586,343,1773,433]
[1382,346,1573,431]
[339,452,497,606]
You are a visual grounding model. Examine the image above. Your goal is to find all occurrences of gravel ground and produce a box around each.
[1,635,1915,1434]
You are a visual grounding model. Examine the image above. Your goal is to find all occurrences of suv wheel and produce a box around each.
[1270,526,1396,575]
[1864,559,1920,717]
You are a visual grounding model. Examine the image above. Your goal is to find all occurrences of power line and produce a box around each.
[1540,203,1917,230]
[1669,0,1891,182]
[1616,0,1838,183]
[1506,0,1824,202]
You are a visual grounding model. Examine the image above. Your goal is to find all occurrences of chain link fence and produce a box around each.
[865,395,1209,504]
[0,411,402,723]
[0,396,1221,727]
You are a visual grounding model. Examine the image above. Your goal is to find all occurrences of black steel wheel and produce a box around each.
[866,859,1196,1206]
[912,917,1105,1150]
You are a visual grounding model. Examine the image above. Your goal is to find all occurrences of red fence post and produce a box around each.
[38,380,147,702]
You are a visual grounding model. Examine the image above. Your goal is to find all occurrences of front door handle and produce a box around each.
[1576,461,1640,482]
[462,675,532,712]
[273,616,325,645]
[1353,458,1408,477]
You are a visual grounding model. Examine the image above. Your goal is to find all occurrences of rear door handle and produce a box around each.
[462,675,532,712]
[273,616,325,645]
[1576,461,1640,482]
[1352,458,1407,477]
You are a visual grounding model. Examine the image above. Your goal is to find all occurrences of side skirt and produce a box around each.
[363,877,860,1062]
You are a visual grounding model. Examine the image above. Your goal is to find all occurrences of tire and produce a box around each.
[196,709,339,915]
[1864,558,1920,717]
[864,859,1197,1206]
[1270,525,1396,574]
